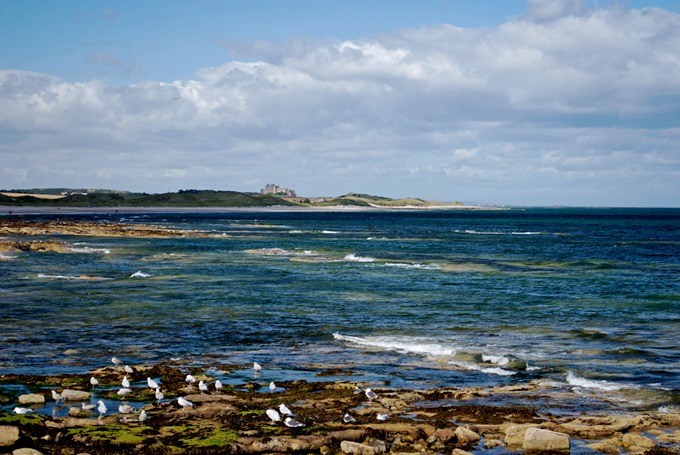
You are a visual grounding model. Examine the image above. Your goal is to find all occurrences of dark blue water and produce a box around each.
[1,208,679,413]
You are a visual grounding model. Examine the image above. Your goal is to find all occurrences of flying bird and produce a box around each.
[266,408,281,423]
[147,377,159,389]
[284,416,305,428]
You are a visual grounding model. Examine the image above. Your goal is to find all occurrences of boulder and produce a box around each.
[18,394,45,405]
[340,441,378,455]
[455,426,481,445]
[0,426,20,447]
[13,449,45,455]
[504,424,535,446]
[523,427,570,452]
[434,427,456,443]
[622,433,656,451]
[60,389,90,401]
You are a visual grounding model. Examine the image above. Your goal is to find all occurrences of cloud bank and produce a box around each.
[1,4,679,206]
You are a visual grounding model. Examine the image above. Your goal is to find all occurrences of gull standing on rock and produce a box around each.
[185,374,196,386]
[124,365,134,374]
[111,356,122,366]
[198,380,208,394]
[90,376,99,387]
[279,403,294,416]
[284,416,304,428]
[177,396,193,410]
[139,409,148,423]
[215,379,223,391]
[365,388,378,401]
[119,404,135,414]
[155,388,164,405]
[376,413,389,421]
[266,408,281,423]
[343,412,357,423]
[122,375,130,388]
[147,377,159,389]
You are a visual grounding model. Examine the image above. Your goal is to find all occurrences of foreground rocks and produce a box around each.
[1,365,679,454]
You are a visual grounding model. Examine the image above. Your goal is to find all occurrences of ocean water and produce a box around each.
[1,208,679,415]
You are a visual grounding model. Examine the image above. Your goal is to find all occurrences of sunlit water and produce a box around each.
[1,208,679,416]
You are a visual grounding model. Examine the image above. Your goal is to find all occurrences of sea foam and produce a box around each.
[344,254,375,263]
[333,333,455,357]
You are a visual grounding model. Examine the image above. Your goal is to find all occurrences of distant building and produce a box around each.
[261,184,296,197]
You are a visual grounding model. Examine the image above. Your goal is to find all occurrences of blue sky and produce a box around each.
[1,0,679,206]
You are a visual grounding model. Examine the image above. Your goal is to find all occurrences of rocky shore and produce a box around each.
[1,362,679,455]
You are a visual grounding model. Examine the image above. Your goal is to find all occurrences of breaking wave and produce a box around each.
[344,254,375,262]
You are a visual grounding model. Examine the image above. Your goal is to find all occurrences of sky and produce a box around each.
[1,0,679,206]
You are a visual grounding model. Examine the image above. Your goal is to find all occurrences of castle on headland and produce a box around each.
[260,183,296,197]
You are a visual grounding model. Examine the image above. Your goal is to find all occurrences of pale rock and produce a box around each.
[451,450,474,455]
[434,427,456,442]
[59,389,90,401]
[13,449,45,455]
[0,425,20,447]
[586,437,623,455]
[18,394,45,405]
[340,440,377,455]
[622,433,656,450]
[523,427,570,452]
[504,424,536,446]
[455,426,481,445]
[656,429,680,444]
[484,438,505,449]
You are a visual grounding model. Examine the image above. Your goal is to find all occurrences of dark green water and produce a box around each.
[1,208,679,413]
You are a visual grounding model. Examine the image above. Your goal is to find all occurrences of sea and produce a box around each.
[1,207,679,417]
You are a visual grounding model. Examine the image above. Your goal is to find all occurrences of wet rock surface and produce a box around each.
[1,364,679,454]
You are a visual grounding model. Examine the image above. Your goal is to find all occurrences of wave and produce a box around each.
[333,333,455,357]
[455,229,543,236]
[344,253,375,263]
[448,360,517,376]
[322,230,340,234]
[245,248,317,257]
[130,271,152,278]
[0,253,17,260]
[566,371,624,391]
[69,246,111,254]
[36,273,111,281]
[385,262,441,270]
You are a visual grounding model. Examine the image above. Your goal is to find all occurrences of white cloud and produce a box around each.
[1,4,679,206]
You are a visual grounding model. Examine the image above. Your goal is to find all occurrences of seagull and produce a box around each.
[82,402,96,411]
[284,416,305,428]
[266,408,281,423]
[13,407,33,414]
[155,388,164,404]
[117,387,132,397]
[365,387,378,401]
[111,356,123,365]
[90,376,99,387]
[185,374,196,385]
[215,379,223,391]
[353,386,363,395]
[269,381,276,393]
[343,412,357,423]
[376,413,389,421]
[279,403,294,416]
[119,404,135,414]
[253,362,262,375]
[122,375,130,388]
[124,365,134,374]
[139,409,148,423]
[97,400,107,416]
[177,396,193,409]
[198,380,208,393]
[51,390,62,403]
[147,377,159,389]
